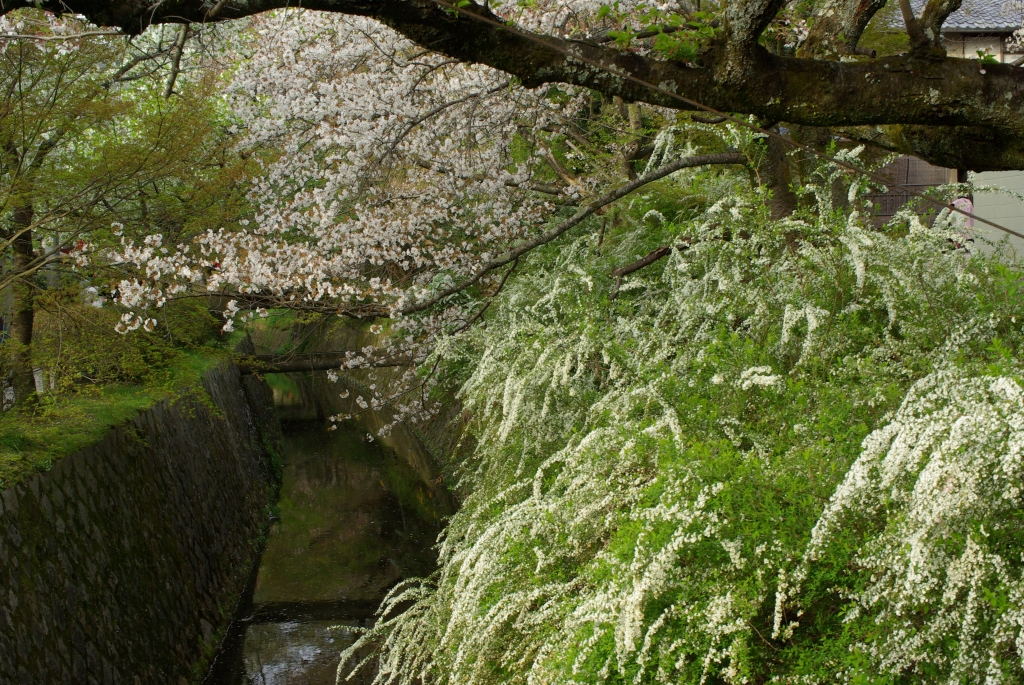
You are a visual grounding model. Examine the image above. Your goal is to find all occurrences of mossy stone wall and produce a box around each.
[0,363,281,685]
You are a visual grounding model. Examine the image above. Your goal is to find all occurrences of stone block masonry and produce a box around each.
[0,363,282,685]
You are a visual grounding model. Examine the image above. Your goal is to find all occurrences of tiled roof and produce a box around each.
[916,0,1024,32]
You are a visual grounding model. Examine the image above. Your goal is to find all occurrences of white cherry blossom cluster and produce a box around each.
[111,12,577,322]
[105,10,606,428]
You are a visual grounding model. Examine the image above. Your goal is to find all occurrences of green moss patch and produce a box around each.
[0,349,226,490]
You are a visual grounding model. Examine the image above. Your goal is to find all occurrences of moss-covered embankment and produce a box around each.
[0,361,282,685]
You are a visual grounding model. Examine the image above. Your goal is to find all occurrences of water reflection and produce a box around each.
[206,411,452,685]
[239,621,363,685]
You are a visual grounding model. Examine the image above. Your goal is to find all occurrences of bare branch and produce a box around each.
[0,30,123,41]
[610,245,674,280]
[103,46,174,87]
[163,23,188,99]
[451,257,519,334]
[609,244,674,298]
[378,81,508,168]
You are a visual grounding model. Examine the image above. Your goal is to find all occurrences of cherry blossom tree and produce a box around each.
[106,9,756,427]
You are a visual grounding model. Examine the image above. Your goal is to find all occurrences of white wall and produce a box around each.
[971,170,1024,255]
[942,34,1021,63]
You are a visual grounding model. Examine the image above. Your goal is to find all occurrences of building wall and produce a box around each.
[943,32,1022,62]
[866,156,952,225]
[971,171,1024,255]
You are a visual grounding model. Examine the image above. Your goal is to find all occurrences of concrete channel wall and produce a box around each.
[0,363,281,685]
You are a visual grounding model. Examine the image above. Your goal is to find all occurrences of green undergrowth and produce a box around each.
[0,348,227,490]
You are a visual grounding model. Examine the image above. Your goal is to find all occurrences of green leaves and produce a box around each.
[977,49,1001,65]
[595,3,720,60]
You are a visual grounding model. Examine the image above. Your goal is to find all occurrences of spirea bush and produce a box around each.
[339,173,1024,685]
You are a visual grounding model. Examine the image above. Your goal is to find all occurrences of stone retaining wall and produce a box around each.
[0,363,281,685]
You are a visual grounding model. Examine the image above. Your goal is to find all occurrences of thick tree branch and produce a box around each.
[724,0,788,50]
[919,0,962,47]
[10,0,1024,170]
[801,0,887,55]
[898,0,930,50]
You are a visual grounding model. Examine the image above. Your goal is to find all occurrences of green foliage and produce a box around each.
[597,3,721,60]
[30,286,219,390]
[978,50,1001,65]
[0,350,224,490]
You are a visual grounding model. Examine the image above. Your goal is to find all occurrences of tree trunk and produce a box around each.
[758,133,797,219]
[8,204,35,404]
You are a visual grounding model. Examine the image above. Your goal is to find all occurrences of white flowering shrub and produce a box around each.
[800,369,1024,683]
[338,166,1024,684]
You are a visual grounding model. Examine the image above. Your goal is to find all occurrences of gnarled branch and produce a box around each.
[801,0,888,56]
[8,0,1024,170]
[919,0,962,47]
[724,0,789,50]
[898,0,929,49]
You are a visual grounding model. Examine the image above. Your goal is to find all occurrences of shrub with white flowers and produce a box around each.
[337,163,1024,684]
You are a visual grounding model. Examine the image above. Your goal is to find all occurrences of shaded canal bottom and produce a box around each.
[211,619,369,685]
[205,418,451,684]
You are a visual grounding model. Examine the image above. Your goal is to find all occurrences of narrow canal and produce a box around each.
[205,375,454,684]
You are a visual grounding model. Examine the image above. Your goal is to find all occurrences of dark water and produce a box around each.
[204,415,452,685]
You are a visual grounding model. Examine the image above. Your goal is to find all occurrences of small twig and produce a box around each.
[747,620,780,651]
[103,46,174,87]
[451,257,519,334]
